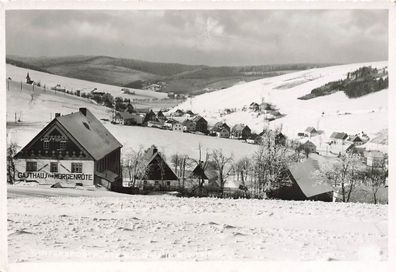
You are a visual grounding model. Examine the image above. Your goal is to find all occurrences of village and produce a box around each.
[7,74,388,203]
[4,8,390,265]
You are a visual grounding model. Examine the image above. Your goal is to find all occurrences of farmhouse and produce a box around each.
[14,108,123,188]
[231,124,251,140]
[192,115,208,133]
[347,135,364,145]
[182,119,196,132]
[114,111,144,125]
[330,132,348,145]
[140,145,178,190]
[210,122,230,138]
[305,127,318,137]
[272,159,333,202]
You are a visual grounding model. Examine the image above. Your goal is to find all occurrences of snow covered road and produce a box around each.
[7,191,387,262]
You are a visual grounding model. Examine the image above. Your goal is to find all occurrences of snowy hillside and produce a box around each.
[8,190,387,262]
[174,62,388,140]
[6,64,168,100]
[6,79,258,161]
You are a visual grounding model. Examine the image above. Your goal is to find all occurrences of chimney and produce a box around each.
[152,145,158,155]
[55,113,61,118]
[79,108,87,116]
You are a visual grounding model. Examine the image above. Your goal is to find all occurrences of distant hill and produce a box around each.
[6,55,335,95]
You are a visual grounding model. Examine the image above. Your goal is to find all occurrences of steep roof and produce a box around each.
[330,132,348,140]
[211,122,230,132]
[305,127,317,133]
[289,159,333,198]
[192,115,206,123]
[143,145,178,180]
[232,124,250,132]
[56,108,122,160]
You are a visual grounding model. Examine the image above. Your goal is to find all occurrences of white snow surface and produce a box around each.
[6,64,167,100]
[7,186,387,262]
[174,62,388,139]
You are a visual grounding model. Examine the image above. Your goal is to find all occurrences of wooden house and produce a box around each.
[304,127,318,137]
[14,108,123,189]
[114,111,144,125]
[140,145,178,190]
[271,159,333,202]
[330,132,348,145]
[210,122,230,138]
[192,115,208,133]
[231,124,251,140]
[142,110,159,125]
[182,119,196,132]
[347,135,364,145]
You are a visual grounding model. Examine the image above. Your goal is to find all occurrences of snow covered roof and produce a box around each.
[330,132,348,140]
[56,108,122,160]
[305,127,317,133]
[289,159,333,198]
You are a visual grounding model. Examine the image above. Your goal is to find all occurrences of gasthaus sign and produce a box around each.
[15,159,95,186]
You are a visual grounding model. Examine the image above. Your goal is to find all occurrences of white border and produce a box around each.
[1,1,394,272]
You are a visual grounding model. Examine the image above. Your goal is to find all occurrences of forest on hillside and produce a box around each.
[299,66,388,100]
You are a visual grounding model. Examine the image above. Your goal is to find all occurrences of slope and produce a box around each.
[173,61,388,141]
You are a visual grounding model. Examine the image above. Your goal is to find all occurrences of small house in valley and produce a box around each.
[140,145,178,190]
[231,124,251,140]
[210,122,230,138]
[14,108,123,189]
[305,127,318,137]
[114,111,144,125]
[272,159,333,202]
[182,119,196,132]
[192,115,208,133]
[330,132,348,145]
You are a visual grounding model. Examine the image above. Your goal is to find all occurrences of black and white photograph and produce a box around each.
[2,1,394,271]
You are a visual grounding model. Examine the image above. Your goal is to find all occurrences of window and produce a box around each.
[166,181,171,186]
[59,141,67,150]
[26,161,37,172]
[71,162,83,173]
[43,140,49,150]
[50,162,58,173]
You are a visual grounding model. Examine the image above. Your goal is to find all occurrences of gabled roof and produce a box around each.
[192,115,207,123]
[143,145,178,180]
[56,108,122,160]
[348,135,363,142]
[330,132,348,140]
[189,163,208,180]
[289,159,333,198]
[211,122,230,132]
[232,124,250,132]
[305,127,317,133]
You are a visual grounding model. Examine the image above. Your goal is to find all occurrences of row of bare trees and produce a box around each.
[319,152,388,204]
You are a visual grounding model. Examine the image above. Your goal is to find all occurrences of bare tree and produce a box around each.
[320,152,363,202]
[252,130,293,196]
[121,146,148,187]
[234,156,251,188]
[362,154,388,204]
[171,153,191,188]
[7,142,19,184]
[211,149,233,197]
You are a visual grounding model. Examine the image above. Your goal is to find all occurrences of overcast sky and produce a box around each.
[6,10,388,66]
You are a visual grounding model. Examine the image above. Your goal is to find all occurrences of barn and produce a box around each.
[14,108,123,189]
[271,159,333,202]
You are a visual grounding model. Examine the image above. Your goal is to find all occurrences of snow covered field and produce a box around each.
[174,62,388,139]
[7,187,387,262]
[6,64,167,100]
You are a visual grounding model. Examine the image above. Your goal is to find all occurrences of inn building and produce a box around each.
[14,108,123,188]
